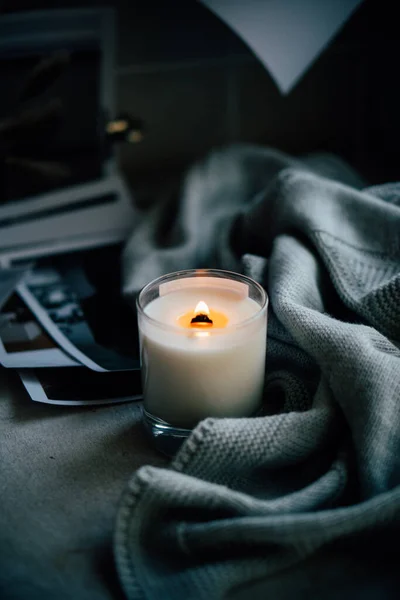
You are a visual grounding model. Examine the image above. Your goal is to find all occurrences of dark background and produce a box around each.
[0,47,102,200]
[1,0,398,207]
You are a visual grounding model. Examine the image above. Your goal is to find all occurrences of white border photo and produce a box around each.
[19,367,142,406]
[16,251,140,372]
[0,293,78,368]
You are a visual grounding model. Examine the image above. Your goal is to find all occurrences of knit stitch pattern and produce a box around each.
[116,146,400,599]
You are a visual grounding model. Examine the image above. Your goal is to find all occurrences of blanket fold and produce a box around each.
[116,146,400,600]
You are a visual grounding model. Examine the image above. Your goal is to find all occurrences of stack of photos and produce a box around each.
[0,244,142,406]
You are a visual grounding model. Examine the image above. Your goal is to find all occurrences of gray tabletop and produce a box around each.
[0,368,166,600]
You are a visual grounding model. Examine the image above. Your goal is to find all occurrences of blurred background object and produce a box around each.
[0,6,140,261]
[0,20,103,202]
[0,11,144,204]
[1,0,398,209]
[199,0,364,94]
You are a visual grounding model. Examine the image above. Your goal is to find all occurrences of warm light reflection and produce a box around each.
[193,331,210,338]
[106,119,129,133]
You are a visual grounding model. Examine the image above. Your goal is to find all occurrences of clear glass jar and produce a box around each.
[137,269,268,454]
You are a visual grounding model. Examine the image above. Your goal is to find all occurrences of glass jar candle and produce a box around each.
[137,269,268,453]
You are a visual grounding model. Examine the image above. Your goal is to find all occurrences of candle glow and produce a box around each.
[138,271,268,429]
[177,299,229,329]
[194,300,209,315]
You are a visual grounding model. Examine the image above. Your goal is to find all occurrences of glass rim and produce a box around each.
[136,268,268,335]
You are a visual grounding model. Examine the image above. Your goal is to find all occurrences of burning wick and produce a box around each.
[177,300,228,329]
[191,301,213,326]
[191,313,213,325]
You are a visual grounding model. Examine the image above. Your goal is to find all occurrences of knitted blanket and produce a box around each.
[116,146,400,599]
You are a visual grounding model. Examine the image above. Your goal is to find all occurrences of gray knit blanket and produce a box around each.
[116,146,400,599]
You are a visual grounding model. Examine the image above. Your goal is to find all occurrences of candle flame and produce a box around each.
[194,300,209,315]
[177,300,228,329]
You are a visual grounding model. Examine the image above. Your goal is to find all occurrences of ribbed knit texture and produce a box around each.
[116,146,400,599]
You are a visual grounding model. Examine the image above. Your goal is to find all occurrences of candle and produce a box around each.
[137,270,268,432]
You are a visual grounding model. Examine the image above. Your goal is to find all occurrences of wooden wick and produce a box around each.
[190,313,213,326]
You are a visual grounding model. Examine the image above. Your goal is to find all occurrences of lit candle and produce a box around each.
[137,270,268,431]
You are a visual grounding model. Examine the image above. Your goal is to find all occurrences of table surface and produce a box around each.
[0,368,167,600]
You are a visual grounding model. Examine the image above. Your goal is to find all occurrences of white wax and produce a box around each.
[140,284,267,427]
